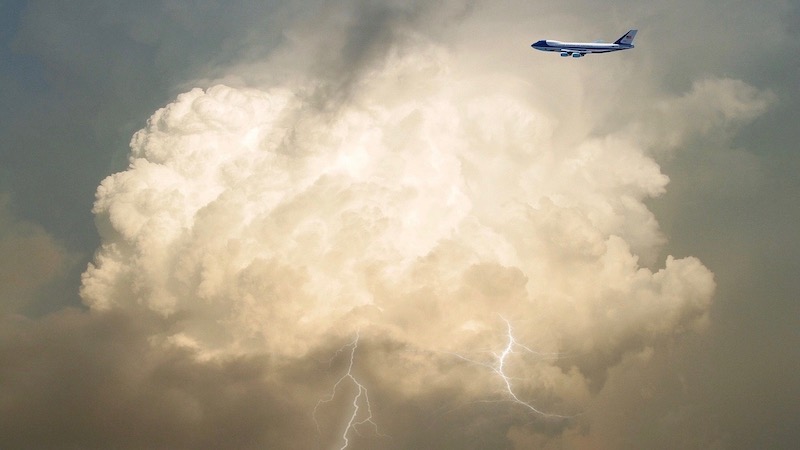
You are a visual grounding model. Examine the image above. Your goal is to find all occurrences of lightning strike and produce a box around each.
[313,330,386,449]
[451,316,572,419]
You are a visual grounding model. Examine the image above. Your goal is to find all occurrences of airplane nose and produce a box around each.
[532,40,546,49]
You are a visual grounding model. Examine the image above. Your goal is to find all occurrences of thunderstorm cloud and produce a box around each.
[80,31,726,445]
[1,0,796,449]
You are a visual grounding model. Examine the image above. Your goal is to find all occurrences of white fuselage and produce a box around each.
[531,30,637,57]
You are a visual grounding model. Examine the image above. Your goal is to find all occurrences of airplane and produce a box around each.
[531,29,637,58]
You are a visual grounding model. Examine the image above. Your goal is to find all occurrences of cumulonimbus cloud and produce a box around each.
[78,34,769,438]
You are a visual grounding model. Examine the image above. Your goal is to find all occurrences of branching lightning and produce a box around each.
[450,315,572,419]
[313,330,386,449]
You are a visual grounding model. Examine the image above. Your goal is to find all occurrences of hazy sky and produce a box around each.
[1,1,798,449]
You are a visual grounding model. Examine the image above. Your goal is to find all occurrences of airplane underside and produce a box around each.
[556,48,618,57]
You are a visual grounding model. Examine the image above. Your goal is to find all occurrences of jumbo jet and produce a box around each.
[531,29,637,58]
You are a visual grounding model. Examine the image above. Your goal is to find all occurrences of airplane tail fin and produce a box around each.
[614,29,637,45]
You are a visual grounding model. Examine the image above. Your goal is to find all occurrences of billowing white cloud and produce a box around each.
[77,30,775,445]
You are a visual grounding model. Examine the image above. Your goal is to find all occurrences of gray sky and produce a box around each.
[1,1,798,449]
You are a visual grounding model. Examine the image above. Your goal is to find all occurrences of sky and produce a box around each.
[1,1,798,449]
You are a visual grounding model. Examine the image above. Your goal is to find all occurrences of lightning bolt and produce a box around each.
[450,315,572,419]
[313,330,386,449]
